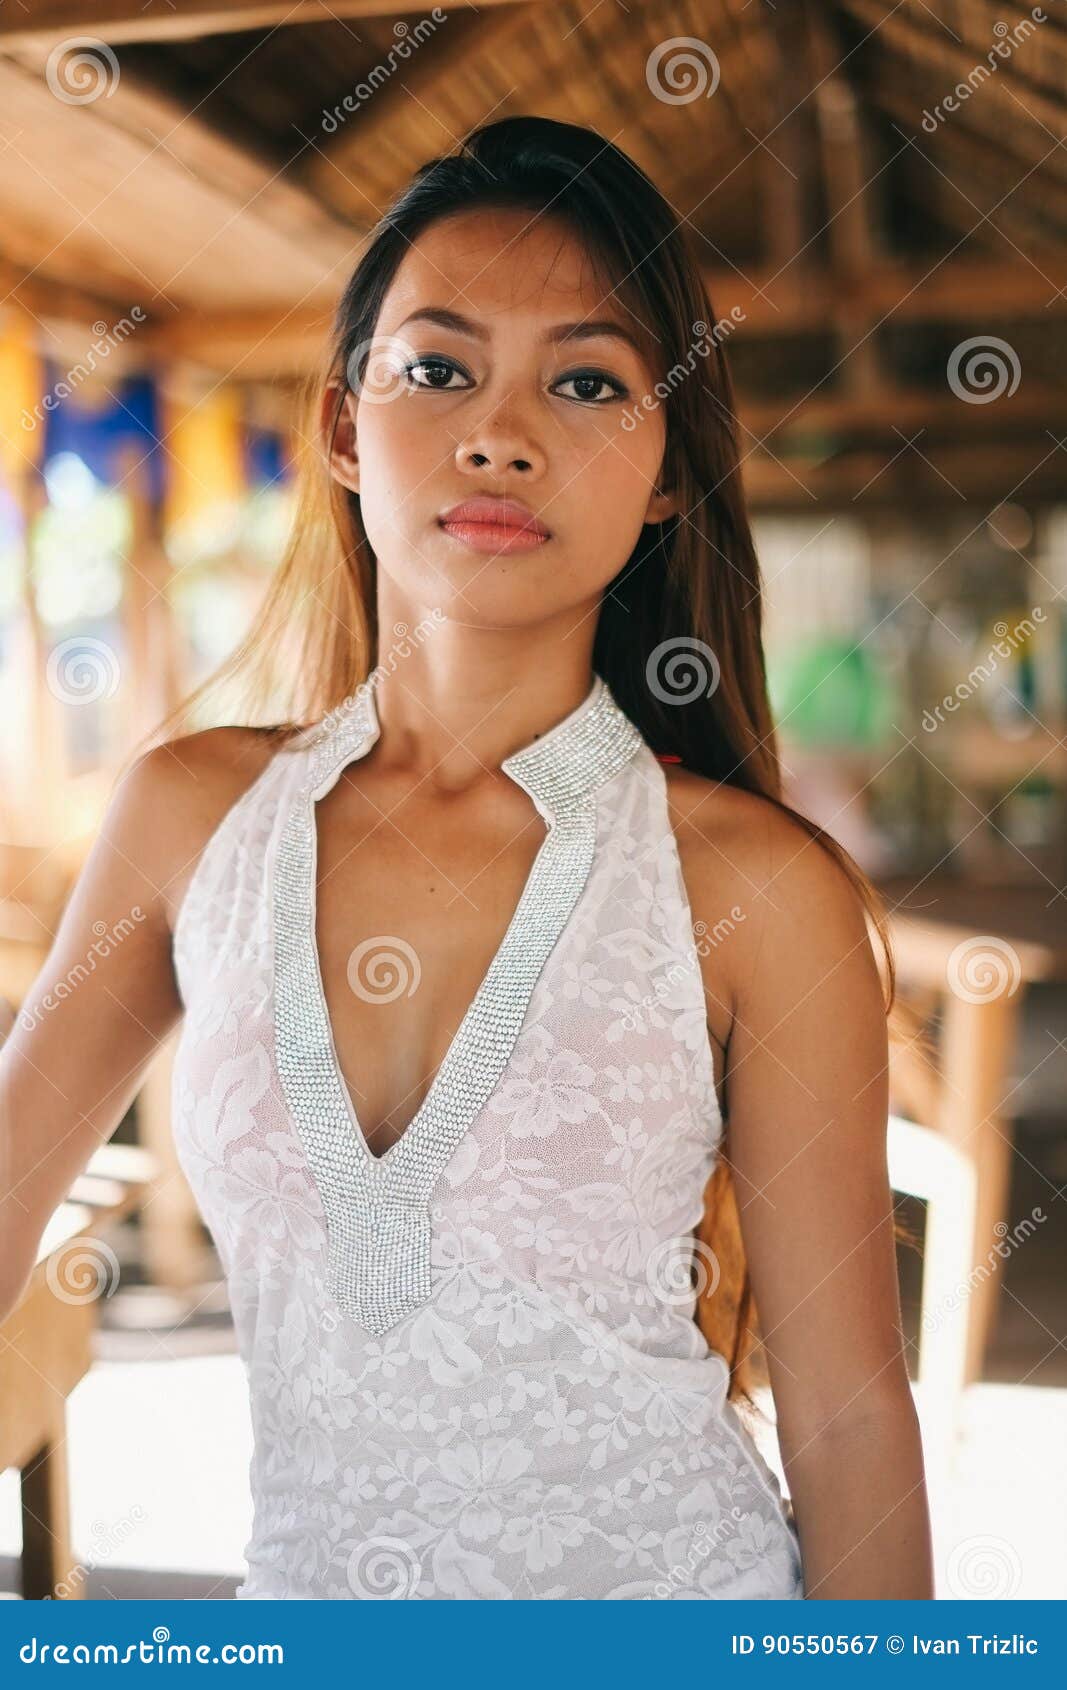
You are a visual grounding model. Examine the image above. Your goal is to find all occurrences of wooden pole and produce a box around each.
[12,465,66,839]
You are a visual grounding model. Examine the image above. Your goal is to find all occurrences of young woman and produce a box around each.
[1,116,933,1600]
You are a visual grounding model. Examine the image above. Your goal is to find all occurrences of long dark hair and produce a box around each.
[145,115,910,1410]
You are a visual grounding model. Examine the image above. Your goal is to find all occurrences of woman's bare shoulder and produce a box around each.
[661,762,779,853]
[661,767,771,1043]
[662,762,864,900]
[661,762,794,905]
[661,764,872,1036]
[121,722,305,930]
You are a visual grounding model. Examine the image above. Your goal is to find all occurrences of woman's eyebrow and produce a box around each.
[396,306,644,355]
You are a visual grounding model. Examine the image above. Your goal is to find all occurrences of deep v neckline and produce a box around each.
[271,669,645,1332]
[310,760,551,1170]
[306,672,606,1169]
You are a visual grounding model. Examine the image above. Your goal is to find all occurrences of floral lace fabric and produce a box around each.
[170,707,805,1600]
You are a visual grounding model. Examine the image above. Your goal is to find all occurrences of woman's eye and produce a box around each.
[553,371,627,404]
[403,357,469,391]
[400,359,626,403]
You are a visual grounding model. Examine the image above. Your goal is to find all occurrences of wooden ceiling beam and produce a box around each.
[872,81,1067,235]
[0,209,162,325]
[149,305,333,378]
[839,0,1066,142]
[125,254,1067,376]
[3,48,361,255]
[306,5,769,229]
[304,7,531,216]
[13,260,1067,382]
[0,0,536,49]
[742,443,1067,509]
[0,259,138,326]
[744,385,1067,438]
[0,51,359,323]
[868,51,1067,197]
[716,255,1067,332]
[806,4,884,398]
[759,0,819,273]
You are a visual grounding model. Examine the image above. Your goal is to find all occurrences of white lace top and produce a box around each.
[171,672,805,1600]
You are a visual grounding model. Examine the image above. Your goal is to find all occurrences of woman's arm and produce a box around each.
[0,729,268,1323]
[671,773,934,1600]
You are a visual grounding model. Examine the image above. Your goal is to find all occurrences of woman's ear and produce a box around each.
[644,480,680,526]
[322,380,360,496]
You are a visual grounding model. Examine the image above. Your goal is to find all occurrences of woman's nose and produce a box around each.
[454,396,546,477]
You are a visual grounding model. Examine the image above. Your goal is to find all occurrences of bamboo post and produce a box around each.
[13,464,66,838]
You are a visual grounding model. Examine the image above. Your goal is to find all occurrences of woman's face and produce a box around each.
[329,207,678,629]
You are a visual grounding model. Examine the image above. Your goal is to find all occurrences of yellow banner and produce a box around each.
[0,312,46,481]
[163,386,246,532]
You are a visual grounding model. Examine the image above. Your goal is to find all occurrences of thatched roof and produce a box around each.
[2,0,1065,504]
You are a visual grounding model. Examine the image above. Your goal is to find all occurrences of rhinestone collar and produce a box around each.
[303,670,642,812]
[274,670,645,1333]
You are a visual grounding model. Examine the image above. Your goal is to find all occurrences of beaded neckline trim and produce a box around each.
[272,672,644,1333]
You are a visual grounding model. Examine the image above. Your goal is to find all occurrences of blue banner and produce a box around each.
[244,425,289,490]
[1,1600,1063,1683]
[42,369,165,504]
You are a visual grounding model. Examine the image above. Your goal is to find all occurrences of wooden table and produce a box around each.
[876,874,1067,1383]
[0,1142,155,1599]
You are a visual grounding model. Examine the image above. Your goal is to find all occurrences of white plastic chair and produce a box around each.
[887,1111,978,1490]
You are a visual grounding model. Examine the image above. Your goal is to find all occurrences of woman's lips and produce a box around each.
[437,497,551,555]
[437,517,551,555]
[439,517,551,557]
